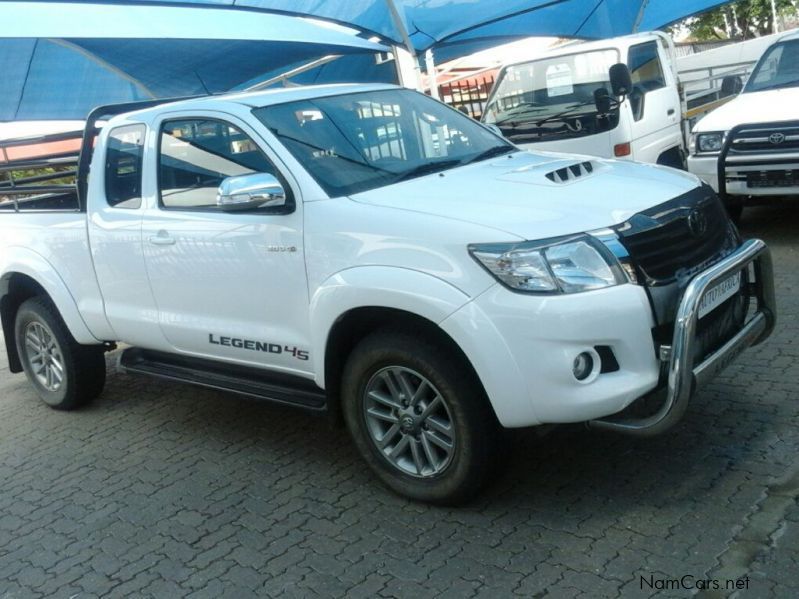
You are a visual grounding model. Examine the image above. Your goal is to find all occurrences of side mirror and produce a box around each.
[593,87,612,114]
[217,172,286,212]
[609,63,633,98]
[720,74,743,96]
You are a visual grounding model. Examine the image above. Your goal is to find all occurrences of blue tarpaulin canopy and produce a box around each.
[98,0,732,55]
[1,0,733,120]
[0,1,391,120]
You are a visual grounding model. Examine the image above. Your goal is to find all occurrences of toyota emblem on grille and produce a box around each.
[769,132,786,145]
[687,208,708,238]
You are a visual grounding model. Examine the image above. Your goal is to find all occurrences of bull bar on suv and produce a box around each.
[591,238,776,436]
[717,119,799,199]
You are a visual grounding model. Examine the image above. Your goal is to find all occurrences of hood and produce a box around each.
[694,87,799,132]
[349,151,702,241]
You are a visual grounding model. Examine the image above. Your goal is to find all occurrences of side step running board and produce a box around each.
[119,347,327,411]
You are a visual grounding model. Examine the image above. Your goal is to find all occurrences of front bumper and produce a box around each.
[441,239,774,432]
[687,153,799,196]
[590,238,775,436]
[691,121,799,198]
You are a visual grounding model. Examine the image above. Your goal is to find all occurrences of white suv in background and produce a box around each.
[688,31,799,220]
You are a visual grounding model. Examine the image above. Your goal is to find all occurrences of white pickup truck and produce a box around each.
[688,30,799,220]
[0,84,776,504]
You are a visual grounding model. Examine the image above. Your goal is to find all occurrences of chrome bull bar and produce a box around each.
[590,238,776,436]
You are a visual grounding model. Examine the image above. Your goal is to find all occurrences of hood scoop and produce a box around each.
[544,161,595,183]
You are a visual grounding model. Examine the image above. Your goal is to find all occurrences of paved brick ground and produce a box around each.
[1,201,798,598]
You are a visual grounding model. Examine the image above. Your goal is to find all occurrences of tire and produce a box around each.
[14,297,106,410]
[341,327,499,505]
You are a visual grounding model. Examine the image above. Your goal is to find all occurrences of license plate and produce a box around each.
[698,272,742,319]
[747,171,799,188]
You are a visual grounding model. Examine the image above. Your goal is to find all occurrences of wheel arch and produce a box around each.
[322,306,494,426]
[309,266,493,423]
[1,256,99,372]
[656,144,686,170]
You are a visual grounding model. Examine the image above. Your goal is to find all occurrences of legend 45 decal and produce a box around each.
[209,334,309,361]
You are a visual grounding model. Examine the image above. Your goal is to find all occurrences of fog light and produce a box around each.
[573,352,594,381]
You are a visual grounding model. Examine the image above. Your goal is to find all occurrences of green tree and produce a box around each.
[678,0,796,41]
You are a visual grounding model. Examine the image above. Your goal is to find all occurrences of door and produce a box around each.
[626,40,683,163]
[88,122,169,348]
[141,113,313,376]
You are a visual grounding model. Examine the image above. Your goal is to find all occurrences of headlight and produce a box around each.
[469,235,625,294]
[695,132,725,153]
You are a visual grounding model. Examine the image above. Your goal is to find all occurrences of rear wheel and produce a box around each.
[14,297,106,410]
[341,328,499,504]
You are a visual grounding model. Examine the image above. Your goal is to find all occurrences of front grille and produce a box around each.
[729,124,799,154]
[615,186,738,285]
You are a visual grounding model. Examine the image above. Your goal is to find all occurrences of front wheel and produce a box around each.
[341,328,499,505]
[14,297,106,410]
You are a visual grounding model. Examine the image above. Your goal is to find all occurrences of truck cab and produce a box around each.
[481,32,684,167]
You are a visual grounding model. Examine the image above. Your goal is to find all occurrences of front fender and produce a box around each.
[309,266,471,387]
[0,246,100,345]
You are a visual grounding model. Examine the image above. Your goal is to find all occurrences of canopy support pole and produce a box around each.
[385,0,421,89]
[425,49,440,100]
[770,0,781,32]
[246,54,342,90]
[632,0,650,32]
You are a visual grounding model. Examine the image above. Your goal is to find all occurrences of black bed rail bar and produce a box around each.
[0,185,77,196]
[0,154,79,172]
[0,128,84,151]
[0,169,77,189]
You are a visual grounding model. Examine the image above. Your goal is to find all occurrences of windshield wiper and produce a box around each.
[494,105,549,125]
[394,160,461,182]
[535,100,594,126]
[461,145,516,166]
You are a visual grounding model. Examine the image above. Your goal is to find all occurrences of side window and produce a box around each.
[628,42,666,92]
[627,41,666,121]
[158,118,280,210]
[105,124,145,209]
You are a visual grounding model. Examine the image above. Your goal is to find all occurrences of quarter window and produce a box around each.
[158,119,280,210]
[105,124,145,209]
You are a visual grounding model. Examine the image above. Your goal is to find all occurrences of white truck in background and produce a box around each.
[482,32,686,167]
[480,31,773,168]
[0,84,775,504]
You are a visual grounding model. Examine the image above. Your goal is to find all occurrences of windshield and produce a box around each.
[482,48,620,143]
[745,40,799,93]
[252,89,513,197]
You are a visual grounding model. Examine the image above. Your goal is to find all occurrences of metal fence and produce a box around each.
[438,74,496,120]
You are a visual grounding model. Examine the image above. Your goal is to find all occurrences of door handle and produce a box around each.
[667,108,676,116]
[149,231,176,246]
